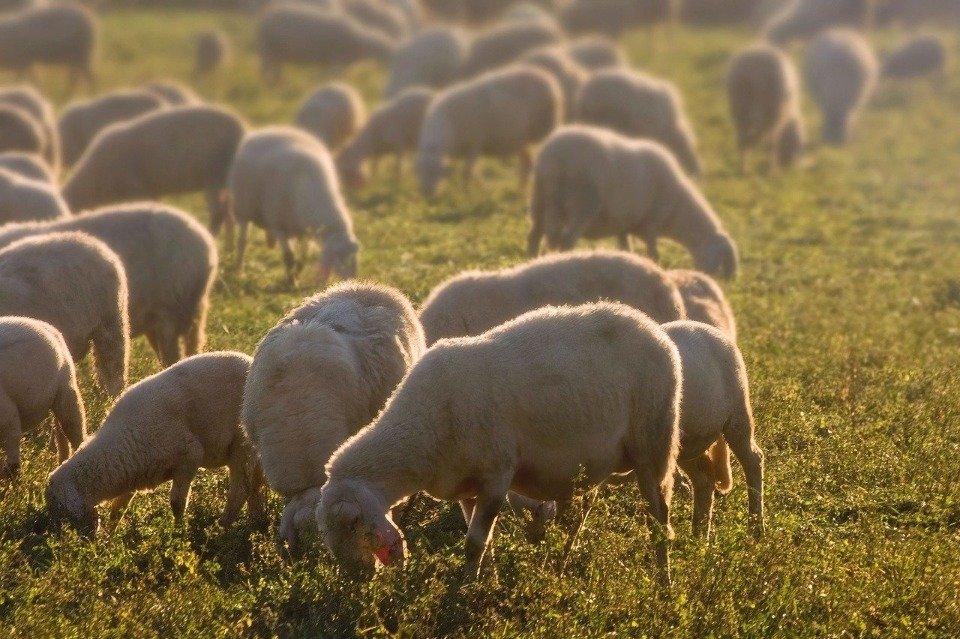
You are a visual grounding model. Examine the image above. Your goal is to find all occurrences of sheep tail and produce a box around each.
[708,437,733,494]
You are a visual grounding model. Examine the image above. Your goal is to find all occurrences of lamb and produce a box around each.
[804,29,878,145]
[0,104,44,159]
[0,151,54,183]
[45,352,266,536]
[0,86,59,173]
[0,232,128,396]
[567,36,626,70]
[195,29,230,78]
[458,21,562,79]
[419,250,686,344]
[528,125,738,280]
[62,105,247,237]
[316,302,681,581]
[338,87,434,189]
[228,127,359,286]
[726,43,805,169]
[415,65,562,197]
[257,3,395,86]
[0,317,86,477]
[383,26,467,99]
[57,89,167,167]
[294,83,367,154]
[141,80,201,106]
[560,0,678,38]
[0,167,69,224]
[575,69,703,178]
[764,0,872,45]
[0,4,97,92]
[520,47,586,122]
[242,282,425,554]
[667,269,737,340]
[0,202,217,367]
[881,35,947,80]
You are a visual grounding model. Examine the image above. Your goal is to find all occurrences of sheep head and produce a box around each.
[318,233,360,285]
[45,471,98,537]
[693,232,738,280]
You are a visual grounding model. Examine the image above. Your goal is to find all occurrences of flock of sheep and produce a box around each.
[0,0,952,587]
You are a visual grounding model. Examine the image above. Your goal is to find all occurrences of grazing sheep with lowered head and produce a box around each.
[195,29,230,78]
[520,46,586,122]
[459,20,562,79]
[881,35,947,80]
[668,269,737,340]
[0,85,60,174]
[294,83,367,154]
[0,167,68,224]
[384,26,467,99]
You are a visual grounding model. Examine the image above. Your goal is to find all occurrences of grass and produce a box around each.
[2,7,960,637]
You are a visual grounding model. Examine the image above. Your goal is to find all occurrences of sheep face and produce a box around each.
[693,233,739,280]
[45,475,98,536]
[318,234,360,285]
[415,151,447,198]
[338,155,368,190]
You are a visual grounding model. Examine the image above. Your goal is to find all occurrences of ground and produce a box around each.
[0,8,959,637]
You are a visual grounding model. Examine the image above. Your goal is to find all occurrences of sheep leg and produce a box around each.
[0,395,22,478]
[516,148,532,189]
[105,492,135,532]
[235,222,249,272]
[169,466,199,525]
[244,451,269,531]
[52,427,71,464]
[617,234,633,252]
[634,467,672,586]
[459,497,476,525]
[206,187,234,245]
[726,428,765,538]
[644,236,660,262]
[557,183,602,251]
[149,322,183,368]
[678,454,716,540]
[52,384,85,458]
[91,314,128,397]
[460,155,477,191]
[506,492,557,543]
[275,233,298,287]
[559,488,598,569]
[463,491,506,580]
[220,451,249,528]
[393,153,403,183]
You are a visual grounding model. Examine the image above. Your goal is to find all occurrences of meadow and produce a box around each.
[1,7,959,637]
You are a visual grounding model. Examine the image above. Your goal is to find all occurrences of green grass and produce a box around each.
[2,8,960,637]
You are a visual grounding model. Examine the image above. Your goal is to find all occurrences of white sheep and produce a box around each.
[459,21,562,79]
[560,0,678,38]
[228,126,359,287]
[0,151,53,183]
[764,0,871,45]
[294,83,367,154]
[881,34,947,80]
[727,43,805,169]
[195,29,230,78]
[501,2,560,28]
[0,202,217,367]
[876,0,960,26]
[45,351,266,535]
[419,250,686,344]
[338,87,434,189]
[567,36,626,70]
[62,104,247,237]
[804,29,878,146]
[384,26,467,99]
[520,46,586,122]
[0,85,59,173]
[57,89,167,167]
[0,317,86,476]
[0,105,44,161]
[529,125,738,279]
[141,80,201,106]
[0,167,68,224]
[576,68,703,178]
[0,232,129,396]
[668,269,737,340]
[341,0,408,40]
[316,302,681,580]
[416,65,562,197]
[242,282,426,554]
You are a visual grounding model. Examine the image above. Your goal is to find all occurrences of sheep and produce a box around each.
[876,0,960,26]
[342,0,408,40]
[804,29,878,146]
[57,89,167,168]
[0,104,44,159]
[316,302,682,581]
[663,321,763,538]
[294,83,367,154]
[567,36,626,70]
[460,21,562,79]
[228,127,359,286]
[0,4,97,92]
[384,26,467,99]
[242,282,426,554]
[667,269,736,340]
[45,352,266,536]
[726,43,805,169]
[0,151,53,183]
[141,80,201,106]
[576,69,703,178]
[881,35,947,80]
[764,0,872,45]
[0,202,217,367]
[257,3,395,86]
[501,2,560,28]
[0,86,60,173]
[419,250,686,344]
[0,167,68,223]
[0,317,86,477]
[62,105,246,237]
[520,46,586,122]
[560,0,678,38]
[338,87,434,189]
[528,125,738,280]
[0,232,128,396]
[194,29,230,78]
[416,65,562,197]
[387,0,423,32]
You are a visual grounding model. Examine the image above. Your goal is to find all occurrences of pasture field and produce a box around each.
[1,8,959,637]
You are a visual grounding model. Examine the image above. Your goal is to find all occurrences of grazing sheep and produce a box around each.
[520,47,586,122]
[0,203,217,367]
[58,89,167,167]
[726,43,805,169]
[459,21,562,79]
[141,80,201,106]
[294,83,367,153]
[0,4,97,92]
[384,26,467,99]
[316,302,681,580]
[338,87,434,189]
[567,36,626,70]
[528,125,738,280]
[242,282,425,554]
[0,151,53,183]
[228,127,359,286]
[881,35,947,80]
[663,321,763,538]
[0,86,59,173]
[45,352,265,536]
[560,0,678,38]
[416,65,562,197]
[667,269,736,340]
[257,3,395,85]
[62,105,246,236]
[876,0,960,26]
[419,250,686,344]
[576,69,703,178]
[0,104,44,158]
[0,317,86,477]
[804,29,878,145]
[0,232,128,396]
[0,167,68,223]
[195,29,230,78]
[502,2,560,28]
[342,0,408,40]
[764,0,872,45]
